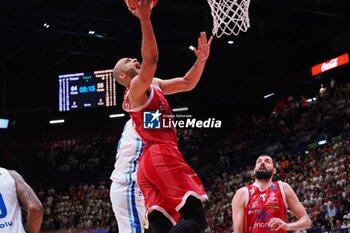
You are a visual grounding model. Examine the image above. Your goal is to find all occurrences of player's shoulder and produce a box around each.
[232,187,248,206]
[235,186,248,196]
[124,119,132,128]
[8,170,18,177]
[0,167,13,175]
[277,180,289,187]
[0,167,8,177]
[278,181,294,194]
[8,170,24,181]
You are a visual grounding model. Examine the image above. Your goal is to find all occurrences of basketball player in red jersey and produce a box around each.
[113,0,213,233]
[231,155,311,233]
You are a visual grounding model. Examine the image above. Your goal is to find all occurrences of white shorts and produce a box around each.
[110,181,146,233]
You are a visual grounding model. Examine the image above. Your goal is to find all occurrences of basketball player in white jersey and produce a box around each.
[110,119,147,233]
[0,167,43,233]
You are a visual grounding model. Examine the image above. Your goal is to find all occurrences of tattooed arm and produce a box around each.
[9,170,43,233]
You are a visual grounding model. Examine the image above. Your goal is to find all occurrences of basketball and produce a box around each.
[124,0,158,10]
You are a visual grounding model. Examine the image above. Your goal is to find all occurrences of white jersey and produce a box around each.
[110,119,144,184]
[0,168,25,233]
[110,120,146,233]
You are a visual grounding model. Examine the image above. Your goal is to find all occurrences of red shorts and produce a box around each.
[137,143,208,225]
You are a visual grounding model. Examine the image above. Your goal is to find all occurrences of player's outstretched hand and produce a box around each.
[128,0,152,22]
[193,31,213,62]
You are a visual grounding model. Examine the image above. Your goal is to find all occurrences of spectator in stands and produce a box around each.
[320,225,329,233]
[319,84,327,97]
[326,201,337,220]
[341,218,350,229]
[293,229,307,233]
[333,219,342,231]
[344,210,350,220]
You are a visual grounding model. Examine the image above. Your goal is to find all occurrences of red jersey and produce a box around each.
[244,181,287,233]
[123,86,208,224]
[123,85,178,147]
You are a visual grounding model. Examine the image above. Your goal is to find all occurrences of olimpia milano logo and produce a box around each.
[143,110,222,129]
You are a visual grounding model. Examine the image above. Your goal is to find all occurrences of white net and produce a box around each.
[207,0,251,38]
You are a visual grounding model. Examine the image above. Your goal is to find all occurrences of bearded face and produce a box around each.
[255,168,273,180]
[254,155,275,181]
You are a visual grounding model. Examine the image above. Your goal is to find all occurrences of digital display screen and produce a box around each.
[58,69,116,112]
[311,53,349,76]
[0,118,9,129]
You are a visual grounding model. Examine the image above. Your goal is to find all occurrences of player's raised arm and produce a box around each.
[154,32,213,95]
[128,0,158,100]
[9,170,43,233]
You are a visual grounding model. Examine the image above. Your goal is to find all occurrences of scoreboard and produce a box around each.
[58,69,117,112]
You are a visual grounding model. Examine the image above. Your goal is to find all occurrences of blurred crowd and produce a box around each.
[213,80,350,171]
[177,128,224,169]
[38,183,111,232]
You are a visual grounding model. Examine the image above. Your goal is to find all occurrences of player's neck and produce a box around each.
[254,179,273,191]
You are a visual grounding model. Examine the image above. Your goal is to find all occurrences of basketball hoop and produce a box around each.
[207,0,251,38]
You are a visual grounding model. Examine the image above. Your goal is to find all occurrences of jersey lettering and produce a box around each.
[0,193,8,219]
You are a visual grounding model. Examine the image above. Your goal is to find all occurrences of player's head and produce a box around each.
[253,154,276,181]
[113,57,141,87]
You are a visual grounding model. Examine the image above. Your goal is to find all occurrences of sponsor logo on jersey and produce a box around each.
[0,221,13,229]
[253,222,272,230]
[256,210,268,221]
[249,200,260,209]
[266,205,280,209]
[260,194,267,202]
[249,188,255,195]
[268,197,279,203]
[254,210,271,230]
[0,193,8,219]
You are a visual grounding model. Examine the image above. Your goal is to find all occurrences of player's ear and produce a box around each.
[273,168,277,175]
[119,72,126,79]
